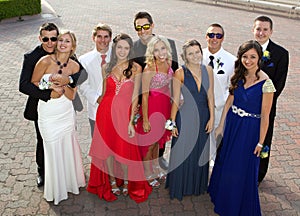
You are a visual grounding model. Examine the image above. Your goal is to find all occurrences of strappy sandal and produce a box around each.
[146,175,160,188]
[110,180,121,196]
[157,172,167,182]
[122,180,128,196]
[153,165,166,182]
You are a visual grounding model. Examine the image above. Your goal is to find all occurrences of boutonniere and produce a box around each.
[262,50,271,62]
[260,145,269,159]
[216,57,224,69]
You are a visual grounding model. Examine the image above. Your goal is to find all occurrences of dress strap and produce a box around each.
[155,63,158,73]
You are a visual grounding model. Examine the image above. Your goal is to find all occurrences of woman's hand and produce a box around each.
[143,120,151,133]
[253,144,262,157]
[128,123,135,138]
[215,126,223,139]
[205,118,214,133]
[171,128,179,137]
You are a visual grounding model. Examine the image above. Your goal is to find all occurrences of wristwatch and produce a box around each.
[68,76,76,88]
[68,76,74,84]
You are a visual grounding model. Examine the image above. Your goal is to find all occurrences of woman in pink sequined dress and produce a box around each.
[137,35,173,187]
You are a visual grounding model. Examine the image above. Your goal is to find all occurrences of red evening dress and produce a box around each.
[137,65,173,158]
[87,74,152,203]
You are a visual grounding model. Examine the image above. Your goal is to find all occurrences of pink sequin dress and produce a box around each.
[137,65,173,158]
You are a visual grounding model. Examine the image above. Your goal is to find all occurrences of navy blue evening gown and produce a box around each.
[166,65,210,201]
[208,80,268,216]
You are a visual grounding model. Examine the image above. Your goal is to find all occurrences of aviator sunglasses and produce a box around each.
[135,24,151,32]
[207,33,223,39]
[42,37,58,42]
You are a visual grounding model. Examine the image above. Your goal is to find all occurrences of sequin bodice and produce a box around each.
[149,67,173,89]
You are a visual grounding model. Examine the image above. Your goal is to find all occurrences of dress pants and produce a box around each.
[34,120,44,178]
[258,115,275,182]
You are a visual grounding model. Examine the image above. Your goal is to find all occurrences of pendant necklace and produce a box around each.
[55,55,69,74]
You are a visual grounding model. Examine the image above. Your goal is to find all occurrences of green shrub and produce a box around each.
[0,0,41,21]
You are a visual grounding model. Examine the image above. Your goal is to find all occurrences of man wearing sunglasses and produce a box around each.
[19,22,87,187]
[202,23,236,169]
[252,16,289,185]
[133,11,179,170]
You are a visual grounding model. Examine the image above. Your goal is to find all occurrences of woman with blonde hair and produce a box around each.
[31,30,86,205]
[137,35,173,187]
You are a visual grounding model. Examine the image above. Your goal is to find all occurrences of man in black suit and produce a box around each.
[133,11,179,170]
[252,16,289,183]
[19,22,87,187]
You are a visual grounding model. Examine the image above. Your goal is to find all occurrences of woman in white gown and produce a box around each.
[31,30,85,205]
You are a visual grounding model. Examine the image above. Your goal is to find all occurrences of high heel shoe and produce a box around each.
[110,180,121,196]
[122,180,128,196]
[146,175,160,188]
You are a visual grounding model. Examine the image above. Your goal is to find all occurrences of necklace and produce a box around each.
[56,59,69,74]
[53,54,69,74]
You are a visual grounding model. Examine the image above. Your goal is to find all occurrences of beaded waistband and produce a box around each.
[231,105,261,118]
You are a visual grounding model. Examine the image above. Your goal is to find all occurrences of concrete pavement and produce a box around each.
[0,0,299,215]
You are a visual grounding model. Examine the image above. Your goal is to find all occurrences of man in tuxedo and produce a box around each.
[252,16,289,183]
[19,22,87,187]
[78,23,112,137]
[202,23,236,168]
[133,11,179,170]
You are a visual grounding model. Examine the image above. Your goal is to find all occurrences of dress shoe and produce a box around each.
[37,175,44,187]
[159,157,169,170]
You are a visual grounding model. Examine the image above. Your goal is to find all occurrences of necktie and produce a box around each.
[209,55,214,69]
[101,54,106,67]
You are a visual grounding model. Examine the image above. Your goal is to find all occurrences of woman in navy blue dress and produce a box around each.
[165,39,214,200]
[208,40,276,216]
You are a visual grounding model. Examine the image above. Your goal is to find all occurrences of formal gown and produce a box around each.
[38,74,86,205]
[165,65,210,201]
[208,79,276,216]
[137,65,173,158]
[88,74,152,203]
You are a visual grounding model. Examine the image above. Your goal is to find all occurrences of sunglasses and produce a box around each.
[135,24,151,32]
[207,33,223,39]
[42,37,58,42]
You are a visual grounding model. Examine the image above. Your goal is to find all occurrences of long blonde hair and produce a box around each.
[145,35,172,67]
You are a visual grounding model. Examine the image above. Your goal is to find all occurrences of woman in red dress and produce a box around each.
[87,33,152,203]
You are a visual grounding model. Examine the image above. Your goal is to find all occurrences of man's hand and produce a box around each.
[50,89,63,99]
[49,74,69,86]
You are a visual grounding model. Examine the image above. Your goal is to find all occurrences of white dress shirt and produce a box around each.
[203,47,236,161]
[203,47,236,114]
[78,47,111,121]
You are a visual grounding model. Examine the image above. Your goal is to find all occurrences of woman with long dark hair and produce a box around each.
[208,40,276,216]
[87,33,152,203]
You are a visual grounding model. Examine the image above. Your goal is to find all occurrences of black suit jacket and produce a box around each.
[260,39,289,118]
[19,45,88,121]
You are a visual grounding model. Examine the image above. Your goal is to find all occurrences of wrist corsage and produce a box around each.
[165,119,176,130]
[260,145,269,159]
[39,77,53,90]
[132,113,141,125]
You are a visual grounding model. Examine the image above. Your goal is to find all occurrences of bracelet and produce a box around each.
[165,119,176,130]
[257,143,263,148]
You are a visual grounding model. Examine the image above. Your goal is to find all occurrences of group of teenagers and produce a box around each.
[19,10,289,216]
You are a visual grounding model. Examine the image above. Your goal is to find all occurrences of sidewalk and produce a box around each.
[190,0,300,19]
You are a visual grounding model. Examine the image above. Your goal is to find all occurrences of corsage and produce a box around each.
[39,77,53,90]
[165,119,176,130]
[260,145,269,159]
